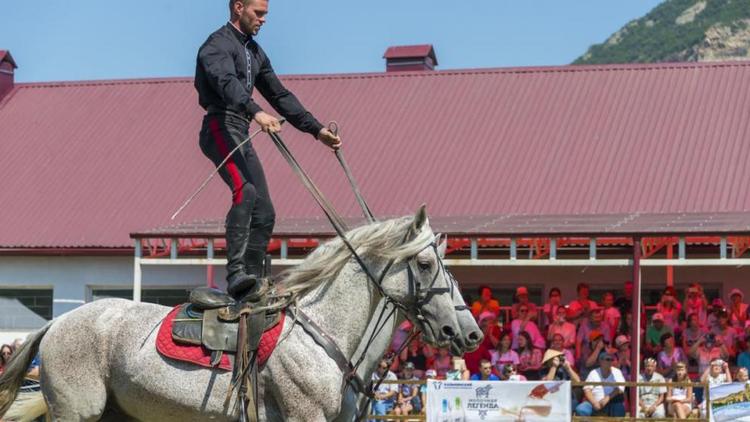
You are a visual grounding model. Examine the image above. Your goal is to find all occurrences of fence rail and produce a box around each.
[368,379,713,421]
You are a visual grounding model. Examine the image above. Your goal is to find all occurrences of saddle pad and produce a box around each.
[156,305,285,371]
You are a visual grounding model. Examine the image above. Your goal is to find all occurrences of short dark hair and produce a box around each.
[229,0,257,15]
[478,285,492,296]
[577,283,590,293]
[549,287,561,297]
[659,332,674,347]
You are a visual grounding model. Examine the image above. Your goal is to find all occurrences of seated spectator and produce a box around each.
[431,348,452,379]
[470,359,500,381]
[681,313,706,354]
[542,348,580,411]
[666,362,693,419]
[690,333,730,375]
[445,357,470,381]
[738,338,750,375]
[612,335,631,380]
[645,313,673,357]
[0,344,13,374]
[568,283,598,326]
[503,363,527,381]
[581,330,608,377]
[511,286,538,322]
[390,320,413,353]
[707,298,725,330]
[575,352,626,417]
[491,332,519,378]
[711,309,737,357]
[656,286,682,334]
[657,332,687,380]
[371,358,398,417]
[510,305,545,350]
[548,333,575,367]
[547,305,576,351]
[393,362,421,417]
[463,314,495,375]
[579,307,612,345]
[729,288,748,332]
[515,331,543,380]
[638,358,666,419]
[542,287,563,327]
[2,352,47,422]
[736,367,749,383]
[471,285,501,320]
[397,338,427,379]
[701,358,731,387]
[602,292,621,336]
[614,280,633,315]
[683,283,709,329]
[420,369,437,413]
[617,309,633,338]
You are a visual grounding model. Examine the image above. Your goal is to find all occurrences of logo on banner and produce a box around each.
[475,384,493,399]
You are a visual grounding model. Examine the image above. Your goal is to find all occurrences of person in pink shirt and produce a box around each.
[511,286,538,322]
[568,283,599,326]
[602,292,621,337]
[683,283,708,329]
[542,287,563,328]
[510,304,546,350]
[548,305,576,350]
[728,288,748,334]
[656,286,682,334]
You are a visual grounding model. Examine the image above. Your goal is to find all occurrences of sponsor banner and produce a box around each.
[426,380,571,422]
[709,382,750,422]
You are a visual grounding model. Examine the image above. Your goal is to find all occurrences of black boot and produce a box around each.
[240,246,270,301]
[225,226,258,299]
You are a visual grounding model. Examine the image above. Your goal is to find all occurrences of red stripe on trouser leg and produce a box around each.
[209,117,244,205]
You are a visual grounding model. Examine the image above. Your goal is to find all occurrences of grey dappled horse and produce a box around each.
[346,291,483,420]
[0,208,469,421]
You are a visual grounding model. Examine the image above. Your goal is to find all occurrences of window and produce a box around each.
[0,288,54,320]
[91,288,191,307]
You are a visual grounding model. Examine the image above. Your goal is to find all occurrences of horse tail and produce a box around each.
[0,321,53,417]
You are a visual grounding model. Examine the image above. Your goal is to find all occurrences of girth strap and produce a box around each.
[288,308,366,396]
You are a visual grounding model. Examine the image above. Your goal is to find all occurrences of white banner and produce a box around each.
[426,380,571,422]
[709,382,750,422]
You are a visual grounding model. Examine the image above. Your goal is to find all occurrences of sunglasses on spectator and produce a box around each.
[519,309,528,313]
[602,357,614,362]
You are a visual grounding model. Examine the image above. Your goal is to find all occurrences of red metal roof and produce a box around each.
[383,44,437,64]
[3,61,750,248]
[0,51,17,68]
[134,212,750,239]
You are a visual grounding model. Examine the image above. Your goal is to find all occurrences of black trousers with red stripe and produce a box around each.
[198,113,275,252]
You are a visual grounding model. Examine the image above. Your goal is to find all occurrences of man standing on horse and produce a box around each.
[195,0,341,300]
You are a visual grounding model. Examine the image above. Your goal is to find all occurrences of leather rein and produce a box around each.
[267,125,459,408]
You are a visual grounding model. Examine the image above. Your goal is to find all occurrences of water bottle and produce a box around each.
[436,398,450,422]
[451,397,465,422]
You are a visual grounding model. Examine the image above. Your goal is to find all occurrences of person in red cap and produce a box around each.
[511,286,538,322]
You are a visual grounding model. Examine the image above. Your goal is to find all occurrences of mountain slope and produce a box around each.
[575,0,750,64]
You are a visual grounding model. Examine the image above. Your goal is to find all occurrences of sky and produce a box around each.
[1,1,664,83]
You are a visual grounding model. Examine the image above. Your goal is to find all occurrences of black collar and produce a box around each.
[226,22,251,44]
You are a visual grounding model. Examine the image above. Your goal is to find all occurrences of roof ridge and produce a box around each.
[17,76,194,89]
[14,60,750,87]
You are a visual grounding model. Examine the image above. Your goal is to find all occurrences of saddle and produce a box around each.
[171,287,282,366]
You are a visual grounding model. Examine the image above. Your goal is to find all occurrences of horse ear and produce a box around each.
[414,204,428,230]
[435,233,447,259]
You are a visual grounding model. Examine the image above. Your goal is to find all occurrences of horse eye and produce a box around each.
[417,260,431,272]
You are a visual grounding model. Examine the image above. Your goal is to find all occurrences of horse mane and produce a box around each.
[277,215,434,299]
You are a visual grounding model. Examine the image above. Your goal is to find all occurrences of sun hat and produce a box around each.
[542,349,564,365]
[615,335,629,348]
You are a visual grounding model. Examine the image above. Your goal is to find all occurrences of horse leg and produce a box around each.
[39,306,110,421]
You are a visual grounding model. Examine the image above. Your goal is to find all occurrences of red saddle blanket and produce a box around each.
[156,305,285,371]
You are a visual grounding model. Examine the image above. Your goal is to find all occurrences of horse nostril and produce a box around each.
[468,331,482,343]
[441,325,456,338]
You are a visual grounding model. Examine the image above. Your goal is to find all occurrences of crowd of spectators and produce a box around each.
[371,282,750,419]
